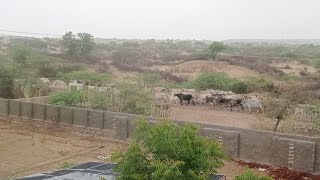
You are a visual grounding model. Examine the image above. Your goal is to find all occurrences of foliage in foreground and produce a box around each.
[112,119,225,180]
[234,169,273,180]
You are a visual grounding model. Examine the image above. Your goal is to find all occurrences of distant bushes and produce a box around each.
[57,70,112,85]
[244,76,275,93]
[49,83,161,116]
[0,66,16,98]
[183,72,248,94]
[14,78,50,98]
[219,56,285,77]
[37,64,85,78]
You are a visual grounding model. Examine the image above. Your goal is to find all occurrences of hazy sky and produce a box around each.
[1,0,320,40]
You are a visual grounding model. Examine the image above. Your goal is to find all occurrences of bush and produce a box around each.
[139,73,161,85]
[183,72,247,93]
[37,64,58,78]
[235,170,273,180]
[49,90,83,106]
[57,70,112,85]
[112,119,225,180]
[283,65,292,69]
[49,83,163,117]
[244,76,275,93]
[13,48,31,65]
[0,66,16,98]
[14,78,50,98]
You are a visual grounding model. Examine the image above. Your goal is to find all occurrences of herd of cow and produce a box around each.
[153,87,264,113]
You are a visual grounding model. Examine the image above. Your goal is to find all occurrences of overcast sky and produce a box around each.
[1,0,320,40]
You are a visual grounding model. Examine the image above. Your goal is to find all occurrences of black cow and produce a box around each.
[174,93,195,106]
[225,98,242,111]
[206,95,226,109]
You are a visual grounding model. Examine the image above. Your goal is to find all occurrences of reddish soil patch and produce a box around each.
[236,160,320,180]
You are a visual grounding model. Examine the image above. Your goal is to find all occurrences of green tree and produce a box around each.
[62,31,78,56]
[0,66,16,98]
[112,119,225,180]
[208,41,226,60]
[77,32,95,55]
[13,48,30,65]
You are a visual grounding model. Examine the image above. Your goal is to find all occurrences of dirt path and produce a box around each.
[0,119,267,179]
[0,120,127,178]
[171,105,264,129]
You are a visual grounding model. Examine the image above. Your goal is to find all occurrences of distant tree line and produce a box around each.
[62,31,95,57]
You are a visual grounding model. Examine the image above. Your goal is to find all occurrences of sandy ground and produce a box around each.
[171,105,263,129]
[0,120,127,178]
[0,119,268,179]
[148,60,259,80]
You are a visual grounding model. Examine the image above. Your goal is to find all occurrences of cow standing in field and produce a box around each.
[174,93,195,106]
[206,94,226,109]
[240,96,264,113]
[225,98,242,111]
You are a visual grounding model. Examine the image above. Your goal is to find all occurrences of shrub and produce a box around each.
[14,78,50,98]
[244,76,275,93]
[0,66,16,98]
[49,90,83,106]
[49,83,163,117]
[37,64,58,78]
[183,72,247,93]
[57,70,112,85]
[140,73,161,85]
[235,170,273,180]
[112,119,225,180]
[283,65,292,69]
[299,70,308,76]
[13,48,31,65]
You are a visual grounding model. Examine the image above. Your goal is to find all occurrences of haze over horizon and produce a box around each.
[1,0,320,40]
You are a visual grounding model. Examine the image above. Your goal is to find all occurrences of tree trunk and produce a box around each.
[273,118,282,132]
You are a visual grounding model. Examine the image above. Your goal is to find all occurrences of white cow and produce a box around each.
[241,97,264,113]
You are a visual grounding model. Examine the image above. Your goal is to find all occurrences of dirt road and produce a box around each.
[171,105,263,129]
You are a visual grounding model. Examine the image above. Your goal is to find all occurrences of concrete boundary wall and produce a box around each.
[0,98,319,174]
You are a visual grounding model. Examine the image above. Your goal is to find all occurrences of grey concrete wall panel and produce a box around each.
[104,111,118,130]
[88,110,103,129]
[9,100,20,117]
[235,130,273,164]
[20,101,32,119]
[114,115,128,140]
[73,108,88,127]
[60,106,73,124]
[271,137,315,172]
[0,98,8,115]
[125,114,139,138]
[32,103,45,120]
[46,105,59,122]
[202,128,240,158]
[127,118,136,138]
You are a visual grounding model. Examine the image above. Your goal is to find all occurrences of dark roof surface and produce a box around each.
[15,162,116,180]
[16,162,226,180]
